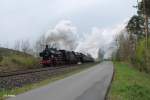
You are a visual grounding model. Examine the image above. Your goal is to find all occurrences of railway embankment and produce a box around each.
[0,48,40,73]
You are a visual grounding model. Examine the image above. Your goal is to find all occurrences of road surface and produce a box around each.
[7,61,114,100]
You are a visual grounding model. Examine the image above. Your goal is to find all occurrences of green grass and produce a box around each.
[0,62,99,100]
[108,62,150,100]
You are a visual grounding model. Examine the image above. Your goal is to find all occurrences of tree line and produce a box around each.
[114,0,150,73]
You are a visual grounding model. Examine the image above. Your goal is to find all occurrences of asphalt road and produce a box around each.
[7,61,114,100]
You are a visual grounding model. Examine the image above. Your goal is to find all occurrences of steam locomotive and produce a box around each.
[39,45,94,66]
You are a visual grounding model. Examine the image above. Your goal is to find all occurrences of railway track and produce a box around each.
[0,66,67,77]
[0,64,80,90]
[0,63,79,78]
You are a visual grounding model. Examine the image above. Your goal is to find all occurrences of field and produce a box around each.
[108,62,150,100]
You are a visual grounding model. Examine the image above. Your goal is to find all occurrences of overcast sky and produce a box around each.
[0,0,137,47]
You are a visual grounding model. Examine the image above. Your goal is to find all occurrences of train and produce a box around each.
[39,45,94,66]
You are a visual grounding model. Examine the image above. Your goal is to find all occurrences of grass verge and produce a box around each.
[0,62,99,100]
[108,62,150,100]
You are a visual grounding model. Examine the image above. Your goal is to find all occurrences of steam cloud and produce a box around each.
[45,20,127,59]
[45,20,78,50]
[76,22,127,58]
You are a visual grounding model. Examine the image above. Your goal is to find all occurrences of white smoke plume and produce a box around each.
[76,21,127,58]
[45,20,78,50]
[45,19,127,59]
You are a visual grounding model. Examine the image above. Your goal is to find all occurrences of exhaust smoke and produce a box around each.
[45,19,127,59]
[45,20,78,51]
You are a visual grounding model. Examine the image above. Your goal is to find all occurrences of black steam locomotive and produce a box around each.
[39,45,94,66]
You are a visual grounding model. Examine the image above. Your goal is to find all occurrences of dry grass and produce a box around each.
[0,48,39,72]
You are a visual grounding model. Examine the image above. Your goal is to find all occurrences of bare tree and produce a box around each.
[115,33,134,61]
[21,40,30,54]
[14,40,21,51]
[34,34,46,56]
